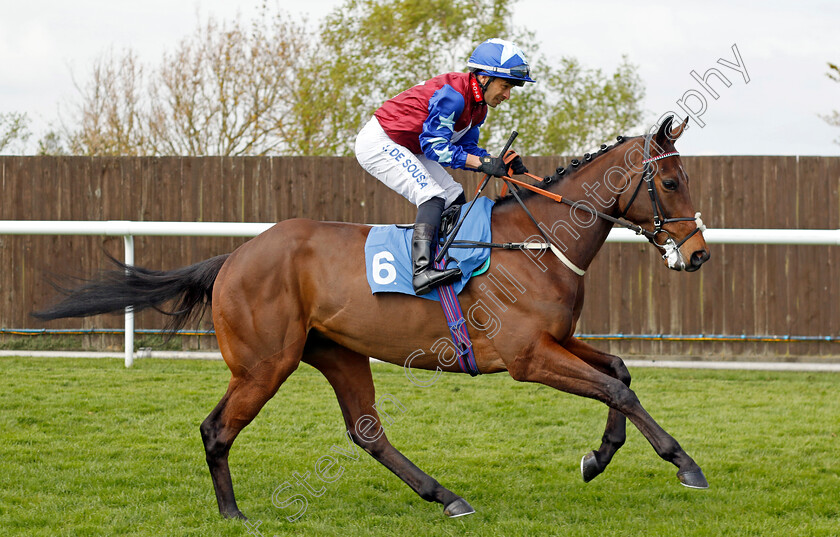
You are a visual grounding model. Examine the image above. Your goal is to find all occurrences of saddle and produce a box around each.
[439,203,462,239]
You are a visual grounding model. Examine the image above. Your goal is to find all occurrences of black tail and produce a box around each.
[32,254,231,334]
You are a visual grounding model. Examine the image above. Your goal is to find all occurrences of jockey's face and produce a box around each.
[478,76,518,108]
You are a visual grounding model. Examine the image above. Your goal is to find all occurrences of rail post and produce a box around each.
[123,234,135,367]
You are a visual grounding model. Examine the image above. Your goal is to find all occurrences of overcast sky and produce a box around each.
[3,0,839,156]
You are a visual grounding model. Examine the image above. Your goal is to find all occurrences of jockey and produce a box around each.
[355,38,535,295]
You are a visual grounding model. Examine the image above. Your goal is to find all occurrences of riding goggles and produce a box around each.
[466,62,531,80]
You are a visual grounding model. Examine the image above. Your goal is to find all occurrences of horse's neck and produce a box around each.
[524,148,631,272]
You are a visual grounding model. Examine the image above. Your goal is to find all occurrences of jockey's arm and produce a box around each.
[464,154,482,170]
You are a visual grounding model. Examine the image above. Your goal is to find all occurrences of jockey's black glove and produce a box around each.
[477,156,508,177]
[510,155,528,175]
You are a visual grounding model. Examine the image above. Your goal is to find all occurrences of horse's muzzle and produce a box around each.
[684,249,710,272]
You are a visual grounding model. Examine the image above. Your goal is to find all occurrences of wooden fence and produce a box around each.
[1,155,838,361]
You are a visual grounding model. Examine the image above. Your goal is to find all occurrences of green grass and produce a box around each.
[0,335,87,351]
[1,357,838,537]
[0,334,192,351]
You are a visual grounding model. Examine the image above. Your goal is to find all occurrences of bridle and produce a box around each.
[616,134,705,250]
[498,135,707,273]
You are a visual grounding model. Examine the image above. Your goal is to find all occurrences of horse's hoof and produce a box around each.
[444,498,475,518]
[221,509,248,520]
[677,468,709,489]
[581,451,602,483]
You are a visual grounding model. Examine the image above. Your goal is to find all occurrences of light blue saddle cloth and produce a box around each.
[364,197,494,301]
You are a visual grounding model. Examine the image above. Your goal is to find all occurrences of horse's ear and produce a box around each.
[655,115,688,146]
[669,116,689,141]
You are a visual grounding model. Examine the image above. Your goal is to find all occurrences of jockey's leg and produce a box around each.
[418,156,465,208]
[354,117,465,206]
[410,157,467,293]
[354,117,463,295]
[411,197,462,295]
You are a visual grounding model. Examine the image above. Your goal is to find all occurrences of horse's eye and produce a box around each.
[662,179,678,191]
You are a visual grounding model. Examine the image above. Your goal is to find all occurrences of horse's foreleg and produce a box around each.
[563,337,630,482]
[200,341,305,519]
[303,337,475,517]
[509,334,708,489]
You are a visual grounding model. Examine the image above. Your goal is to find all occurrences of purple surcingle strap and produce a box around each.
[433,249,481,376]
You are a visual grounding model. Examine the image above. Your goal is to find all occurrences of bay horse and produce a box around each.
[33,115,710,519]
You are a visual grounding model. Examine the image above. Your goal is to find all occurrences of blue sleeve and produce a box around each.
[455,123,489,162]
[419,85,485,169]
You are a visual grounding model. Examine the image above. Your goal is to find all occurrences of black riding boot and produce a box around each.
[412,223,462,295]
[412,198,462,295]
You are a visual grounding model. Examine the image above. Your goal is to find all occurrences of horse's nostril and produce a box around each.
[691,250,710,266]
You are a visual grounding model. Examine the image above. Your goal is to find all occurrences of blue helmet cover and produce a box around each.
[467,38,535,84]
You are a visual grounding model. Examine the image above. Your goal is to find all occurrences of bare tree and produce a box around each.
[146,10,309,155]
[821,62,840,146]
[37,130,67,156]
[66,50,146,155]
[0,112,32,154]
[65,7,310,156]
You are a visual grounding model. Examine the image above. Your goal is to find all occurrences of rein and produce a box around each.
[471,137,706,275]
[504,173,657,240]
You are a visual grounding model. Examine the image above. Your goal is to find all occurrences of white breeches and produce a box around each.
[354,116,464,207]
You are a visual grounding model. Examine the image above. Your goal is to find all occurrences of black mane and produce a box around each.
[493,135,633,205]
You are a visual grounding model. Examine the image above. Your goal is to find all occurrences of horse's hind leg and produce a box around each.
[563,337,630,483]
[303,336,474,518]
[200,338,306,519]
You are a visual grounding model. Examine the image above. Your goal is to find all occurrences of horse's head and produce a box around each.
[618,116,710,272]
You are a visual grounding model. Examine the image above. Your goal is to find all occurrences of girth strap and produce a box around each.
[434,247,480,376]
